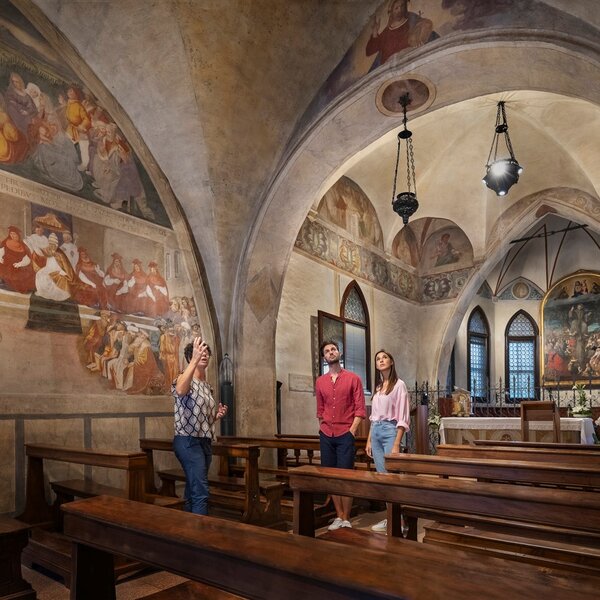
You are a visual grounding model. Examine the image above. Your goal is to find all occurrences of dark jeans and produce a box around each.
[173,435,212,515]
[319,430,355,469]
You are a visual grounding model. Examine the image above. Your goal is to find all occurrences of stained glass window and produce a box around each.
[343,288,366,324]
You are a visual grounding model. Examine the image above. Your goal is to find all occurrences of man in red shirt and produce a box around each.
[316,340,366,530]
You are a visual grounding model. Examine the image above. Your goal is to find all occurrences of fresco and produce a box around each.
[542,272,600,385]
[295,217,419,302]
[317,176,383,249]
[0,187,197,396]
[299,0,596,129]
[392,217,473,275]
[0,4,170,227]
[422,226,473,274]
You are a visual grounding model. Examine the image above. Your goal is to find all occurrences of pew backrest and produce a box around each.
[384,453,600,490]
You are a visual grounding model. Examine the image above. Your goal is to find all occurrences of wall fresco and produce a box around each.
[297,217,428,303]
[317,176,383,249]
[299,0,595,129]
[0,3,170,227]
[0,185,198,396]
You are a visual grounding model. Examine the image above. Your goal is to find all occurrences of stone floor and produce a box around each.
[23,510,425,599]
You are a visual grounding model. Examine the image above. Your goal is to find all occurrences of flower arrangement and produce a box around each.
[428,411,442,429]
[572,383,592,417]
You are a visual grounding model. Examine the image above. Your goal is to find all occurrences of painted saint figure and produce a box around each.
[0,226,35,293]
[366,0,437,67]
[431,233,461,267]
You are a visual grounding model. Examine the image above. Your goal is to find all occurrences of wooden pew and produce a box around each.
[289,465,600,545]
[384,453,600,490]
[216,435,375,524]
[139,438,285,528]
[16,443,180,586]
[473,439,600,451]
[436,443,600,467]
[383,452,600,572]
[219,435,372,471]
[0,516,36,600]
[62,495,599,600]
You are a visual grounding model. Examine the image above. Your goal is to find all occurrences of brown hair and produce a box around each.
[320,339,339,357]
[374,349,398,395]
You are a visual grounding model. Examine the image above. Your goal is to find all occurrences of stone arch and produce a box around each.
[235,27,600,434]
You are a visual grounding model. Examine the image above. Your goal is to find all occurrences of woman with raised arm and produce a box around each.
[366,349,410,532]
[172,336,227,515]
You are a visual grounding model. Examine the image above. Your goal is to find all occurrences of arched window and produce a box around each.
[505,310,538,400]
[318,281,370,392]
[467,307,490,401]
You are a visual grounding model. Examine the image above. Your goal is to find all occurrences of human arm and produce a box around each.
[365,424,373,458]
[216,403,228,420]
[350,375,367,435]
[315,380,324,423]
[174,336,206,396]
[391,380,410,452]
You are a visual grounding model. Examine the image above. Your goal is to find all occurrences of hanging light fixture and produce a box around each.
[391,93,418,225]
[482,101,523,196]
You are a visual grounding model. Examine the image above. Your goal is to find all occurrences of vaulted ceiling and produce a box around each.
[22,0,600,352]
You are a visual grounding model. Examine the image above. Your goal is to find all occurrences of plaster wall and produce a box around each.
[276,251,419,435]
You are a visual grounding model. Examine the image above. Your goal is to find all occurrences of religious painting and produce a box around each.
[422,226,473,275]
[541,272,600,385]
[0,189,199,397]
[317,176,383,249]
[299,0,592,130]
[0,3,170,227]
[392,224,419,267]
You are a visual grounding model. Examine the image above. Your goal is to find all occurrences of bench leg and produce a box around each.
[293,490,315,537]
[70,542,115,600]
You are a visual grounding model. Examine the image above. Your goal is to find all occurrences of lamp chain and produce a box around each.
[391,133,401,202]
[408,137,416,194]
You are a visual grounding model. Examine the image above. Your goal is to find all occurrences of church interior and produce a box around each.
[1,0,600,598]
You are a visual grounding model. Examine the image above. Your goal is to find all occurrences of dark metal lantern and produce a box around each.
[391,93,419,225]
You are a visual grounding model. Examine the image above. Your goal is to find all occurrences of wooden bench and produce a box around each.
[0,516,36,600]
[383,452,600,573]
[140,438,285,528]
[16,443,181,586]
[216,435,377,524]
[437,443,600,467]
[473,439,600,451]
[384,453,600,490]
[62,495,599,600]
[289,465,600,545]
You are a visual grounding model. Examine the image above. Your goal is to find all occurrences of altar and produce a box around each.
[439,417,596,445]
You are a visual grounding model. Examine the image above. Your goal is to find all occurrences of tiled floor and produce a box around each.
[23,510,425,599]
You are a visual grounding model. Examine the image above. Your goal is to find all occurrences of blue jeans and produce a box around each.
[173,435,212,515]
[371,420,399,473]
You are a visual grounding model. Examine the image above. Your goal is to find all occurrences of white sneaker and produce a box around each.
[340,520,352,528]
[328,517,344,531]
[371,519,387,533]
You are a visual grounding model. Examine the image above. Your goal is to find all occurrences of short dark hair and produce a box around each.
[184,342,212,363]
[320,340,339,357]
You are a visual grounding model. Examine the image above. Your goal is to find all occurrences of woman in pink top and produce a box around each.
[366,349,410,532]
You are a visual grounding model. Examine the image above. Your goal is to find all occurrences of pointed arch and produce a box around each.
[341,281,371,392]
[505,310,539,400]
[467,306,490,400]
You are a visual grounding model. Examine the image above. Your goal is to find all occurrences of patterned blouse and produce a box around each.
[172,378,217,440]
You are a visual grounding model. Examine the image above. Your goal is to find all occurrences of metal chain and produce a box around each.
[408,137,416,194]
[391,135,401,203]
